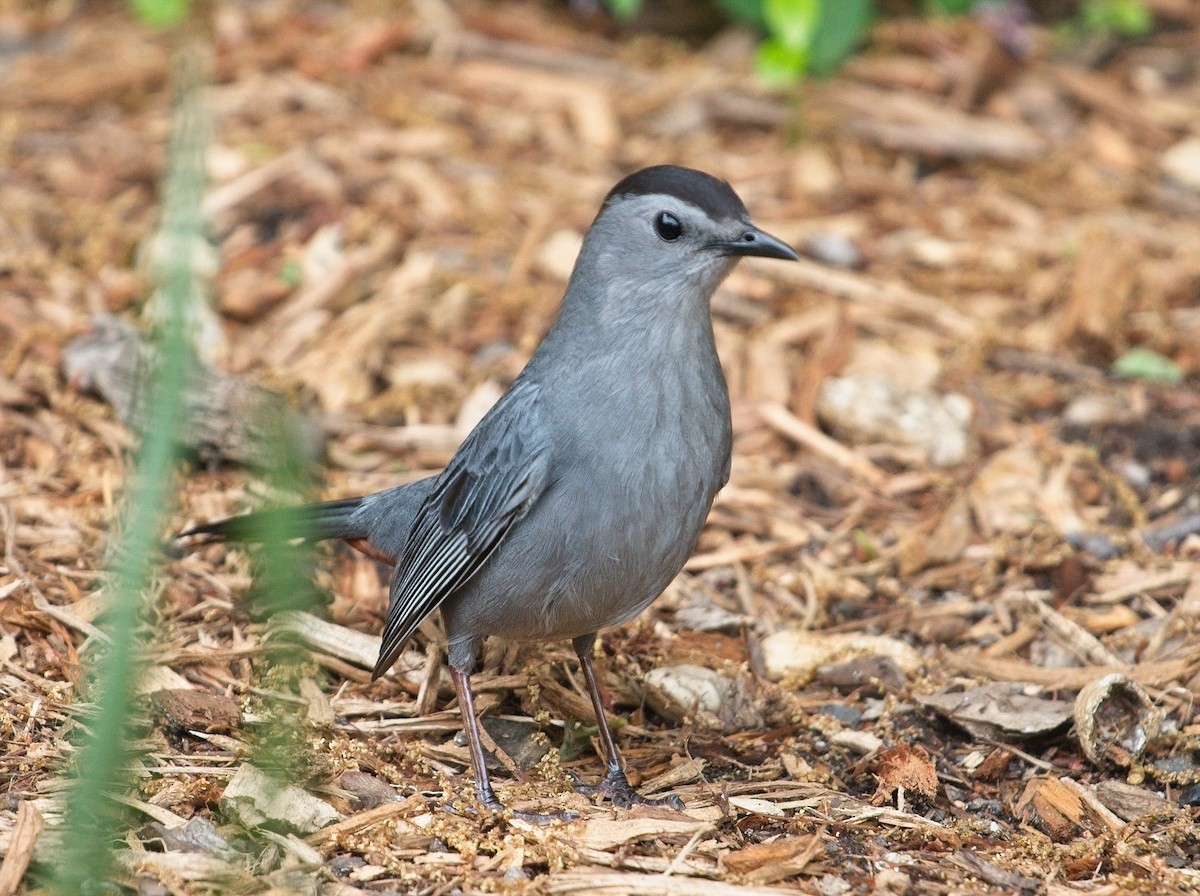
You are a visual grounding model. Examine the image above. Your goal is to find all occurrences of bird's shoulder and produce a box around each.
[422,375,554,541]
[449,375,551,473]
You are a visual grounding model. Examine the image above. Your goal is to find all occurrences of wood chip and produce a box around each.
[576,816,713,852]
[0,803,42,896]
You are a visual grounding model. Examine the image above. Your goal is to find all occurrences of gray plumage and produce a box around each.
[184,165,797,815]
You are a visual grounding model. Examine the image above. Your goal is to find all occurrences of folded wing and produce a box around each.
[372,379,551,678]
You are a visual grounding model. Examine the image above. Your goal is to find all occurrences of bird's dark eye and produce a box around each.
[654,212,683,241]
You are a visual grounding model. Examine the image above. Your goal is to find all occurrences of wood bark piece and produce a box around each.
[220,763,341,834]
[151,688,242,734]
[306,795,426,843]
[943,649,1200,690]
[916,683,1073,741]
[456,60,620,152]
[576,816,713,851]
[546,871,801,895]
[1092,781,1171,821]
[267,610,383,672]
[0,802,42,896]
[833,84,1046,161]
[1045,64,1175,148]
[1073,674,1162,768]
[63,315,323,469]
[1016,776,1125,841]
[1004,589,1123,667]
[758,403,887,488]
[112,850,237,883]
[761,629,922,684]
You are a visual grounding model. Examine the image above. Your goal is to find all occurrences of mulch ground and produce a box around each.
[2,1,1200,893]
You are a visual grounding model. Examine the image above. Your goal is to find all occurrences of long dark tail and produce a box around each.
[179,497,367,544]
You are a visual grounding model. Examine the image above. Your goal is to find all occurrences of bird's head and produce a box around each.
[573,165,798,311]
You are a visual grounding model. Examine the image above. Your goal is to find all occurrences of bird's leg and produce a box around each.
[450,667,505,811]
[570,633,685,810]
[449,666,577,823]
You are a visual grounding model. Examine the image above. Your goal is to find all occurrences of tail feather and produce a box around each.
[181,476,439,565]
[180,496,367,544]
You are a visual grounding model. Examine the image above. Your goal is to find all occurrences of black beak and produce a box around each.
[709,224,799,261]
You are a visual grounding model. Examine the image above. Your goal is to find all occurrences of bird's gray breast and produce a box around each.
[441,352,731,644]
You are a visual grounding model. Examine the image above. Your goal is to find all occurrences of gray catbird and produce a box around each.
[183,165,798,816]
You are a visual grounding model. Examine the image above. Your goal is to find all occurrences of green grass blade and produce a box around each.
[53,43,208,895]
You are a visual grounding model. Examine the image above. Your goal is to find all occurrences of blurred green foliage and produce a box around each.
[53,44,206,896]
[1112,348,1183,385]
[611,0,875,82]
[129,0,192,27]
[922,0,973,15]
[1081,0,1151,36]
[606,0,1155,83]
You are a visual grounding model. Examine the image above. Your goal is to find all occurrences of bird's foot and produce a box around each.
[570,768,685,810]
[444,789,578,825]
[508,806,580,824]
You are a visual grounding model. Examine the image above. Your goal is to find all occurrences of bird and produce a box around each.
[182,165,799,817]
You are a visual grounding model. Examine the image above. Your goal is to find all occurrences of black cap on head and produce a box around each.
[604,165,748,222]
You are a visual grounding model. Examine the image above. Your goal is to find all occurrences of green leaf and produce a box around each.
[756,37,808,86]
[129,0,191,27]
[1111,347,1182,384]
[764,0,818,51]
[808,0,874,78]
[605,0,644,22]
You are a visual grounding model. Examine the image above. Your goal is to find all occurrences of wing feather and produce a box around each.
[372,380,550,677]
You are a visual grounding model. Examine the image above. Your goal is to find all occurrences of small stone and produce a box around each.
[816,374,972,467]
[817,655,908,695]
[802,232,862,269]
[220,764,341,834]
[964,798,1005,815]
[830,729,884,755]
[480,717,551,771]
[1178,785,1200,807]
[1113,458,1151,492]
[1161,138,1200,192]
[1063,393,1134,426]
[790,146,840,194]
[643,664,732,721]
[328,855,366,877]
[816,703,863,726]
[338,771,398,810]
[536,229,583,281]
[1152,756,1194,777]
[1065,532,1125,561]
[816,873,853,896]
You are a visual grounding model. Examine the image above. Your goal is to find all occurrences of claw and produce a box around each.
[509,807,580,824]
[442,793,578,825]
[570,768,684,809]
